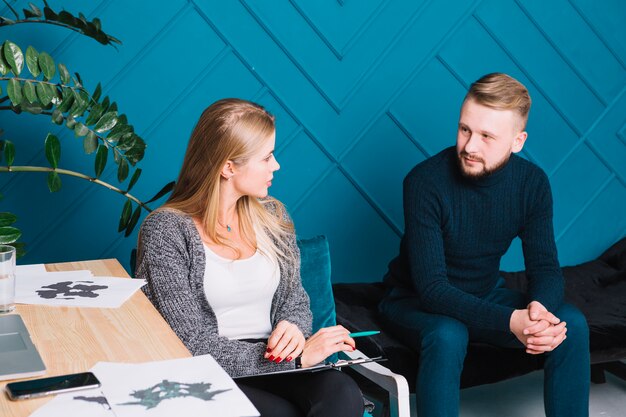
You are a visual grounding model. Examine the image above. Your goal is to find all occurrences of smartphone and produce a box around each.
[5,371,101,400]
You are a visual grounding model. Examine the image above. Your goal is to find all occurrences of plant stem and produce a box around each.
[0,165,152,213]
[0,77,85,91]
[0,101,136,168]
[0,19,85,33]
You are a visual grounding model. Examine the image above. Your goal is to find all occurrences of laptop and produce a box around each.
[0,314,46,381]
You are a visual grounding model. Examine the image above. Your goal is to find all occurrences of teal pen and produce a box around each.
[349,331,380,338]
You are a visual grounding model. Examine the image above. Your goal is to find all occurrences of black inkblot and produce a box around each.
[73,395,112,410]
[36,281,109,299]
[119,379,231,410]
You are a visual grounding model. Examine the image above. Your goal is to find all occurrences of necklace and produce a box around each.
[218,216,235,233]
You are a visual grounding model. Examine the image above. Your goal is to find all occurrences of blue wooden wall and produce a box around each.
[1,0,625,282]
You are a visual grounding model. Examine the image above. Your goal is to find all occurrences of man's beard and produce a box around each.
[457,151,511,180]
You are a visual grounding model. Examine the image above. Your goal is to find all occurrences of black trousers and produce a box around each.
[236,369,364,417]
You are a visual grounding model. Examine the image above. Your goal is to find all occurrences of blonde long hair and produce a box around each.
[163,98,294,260]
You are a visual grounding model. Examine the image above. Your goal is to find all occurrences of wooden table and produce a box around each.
[0,259,191,417]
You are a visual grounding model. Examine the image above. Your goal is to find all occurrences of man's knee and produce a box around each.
[557,303,589,341]
[422,317,469,355]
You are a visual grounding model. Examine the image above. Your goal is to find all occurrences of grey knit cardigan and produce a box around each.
[136,206,313,377]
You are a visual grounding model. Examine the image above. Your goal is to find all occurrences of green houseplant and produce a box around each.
[0,1,173,256]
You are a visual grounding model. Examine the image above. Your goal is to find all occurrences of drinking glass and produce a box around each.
[0,245,16,313]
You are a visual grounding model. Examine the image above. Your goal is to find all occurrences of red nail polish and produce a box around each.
[268,355,275,361]
[286,356,292,362]
[266,347,272,353]
[274,357,282,363]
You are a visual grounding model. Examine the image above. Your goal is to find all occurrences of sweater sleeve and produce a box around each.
[519,171,564,313]
[136,210,297,377]
[404,174,514,331]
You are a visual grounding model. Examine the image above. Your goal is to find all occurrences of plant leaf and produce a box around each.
[58,62,70,84]
[35,82,53,106]
[92,82,102,102]
[20,99,43,114]
[146,181,175,204]
[43,4,56,19]
[117,157,129,182]
[0,212,17,227]
[94,111,118,133]
[48,83,60,105]
[127,168,141,192]
[23,8,38,19]
[118,199,132,232]
[51,108,64,125]
[3,41,24,76]
[28,2,43,17]
[83,131,98,154]
[44,133,61,169]
[23,81,37,104]
[65,115,77,129]
[58,10,76,26]
[38,52,55,80]
[57,87,74,112]
[107,123,133,141]
[7,79,22,106]
[94,144,108,178]
[124,205,142,237]
[4,140,15,166]
[70,89,90,117]
[47,171,62,192]
[115,132,137,152]
[74,72,83,87]
[85,103,104,126]
[0,51,9,75]
[0,226,21,244]
[25,46,39,77]
[100,96,110,111]
[74,122,89,137]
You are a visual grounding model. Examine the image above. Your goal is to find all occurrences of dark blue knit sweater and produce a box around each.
[384,147,564,332]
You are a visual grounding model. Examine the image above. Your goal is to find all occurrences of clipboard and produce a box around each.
[234,356,386,379]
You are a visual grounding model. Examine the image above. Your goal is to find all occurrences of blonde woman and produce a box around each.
[136,99,364,417]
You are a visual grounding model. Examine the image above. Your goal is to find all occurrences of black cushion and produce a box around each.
[333,237,626,391]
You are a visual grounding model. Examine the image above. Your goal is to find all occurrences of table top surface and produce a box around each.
[0,258,191,417]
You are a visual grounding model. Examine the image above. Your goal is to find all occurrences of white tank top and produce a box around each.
[203,244,280,340]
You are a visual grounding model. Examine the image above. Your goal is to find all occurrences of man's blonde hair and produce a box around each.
[465,73,531,129]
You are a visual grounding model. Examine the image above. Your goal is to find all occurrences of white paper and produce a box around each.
[16,263,48,278]
[15,274,146,308]
[92,355,258,417]
[28,388,116,417]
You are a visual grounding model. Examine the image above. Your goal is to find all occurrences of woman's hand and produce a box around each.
[265,320,306,363]
[300,325,356,368]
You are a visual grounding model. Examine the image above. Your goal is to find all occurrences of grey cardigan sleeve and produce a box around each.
[136,209,298,377]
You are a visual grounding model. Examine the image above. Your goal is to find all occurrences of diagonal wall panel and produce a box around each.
[0,0,624,281]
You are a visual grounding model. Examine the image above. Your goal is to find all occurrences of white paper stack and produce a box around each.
[15,264,145,308]
[28,355,259,417]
